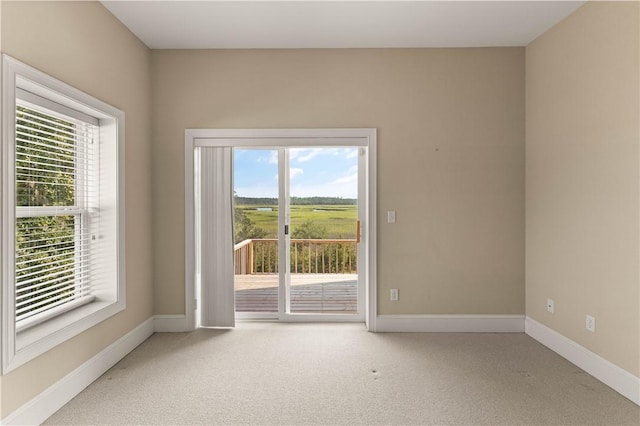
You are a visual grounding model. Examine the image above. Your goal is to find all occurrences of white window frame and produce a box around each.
[1,55,126,373]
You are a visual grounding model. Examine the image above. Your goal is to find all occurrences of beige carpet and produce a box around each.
[45,323,639,425]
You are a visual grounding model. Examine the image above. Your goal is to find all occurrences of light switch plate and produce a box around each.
[390,288,399,301]
[586,315,596,332]
[387,211,396,223]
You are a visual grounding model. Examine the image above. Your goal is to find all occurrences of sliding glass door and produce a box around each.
[233,146,364,320]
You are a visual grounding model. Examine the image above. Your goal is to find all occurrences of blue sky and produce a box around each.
[234,148,358,199]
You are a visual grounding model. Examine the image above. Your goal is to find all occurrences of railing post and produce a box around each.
[342,244,346,273]
[322,245,325,273]
[249,240,254,274]
[273,239,277,273]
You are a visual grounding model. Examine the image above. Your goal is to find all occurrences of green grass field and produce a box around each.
[238,205,357,239]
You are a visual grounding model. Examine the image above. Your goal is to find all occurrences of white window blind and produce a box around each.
[14,101,98,332]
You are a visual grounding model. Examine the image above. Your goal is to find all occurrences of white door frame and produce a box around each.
[184,129,377,330]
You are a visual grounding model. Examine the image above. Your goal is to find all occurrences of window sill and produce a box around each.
[4,297,125,373]
[16,295,96,334]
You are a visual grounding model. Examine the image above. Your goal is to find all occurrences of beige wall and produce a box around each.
[0,1,153,417]
[151,48,525,316]
[526,1,639,376]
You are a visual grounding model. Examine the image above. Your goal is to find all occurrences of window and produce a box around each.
[15,102,98,332]
[2,55,125,373]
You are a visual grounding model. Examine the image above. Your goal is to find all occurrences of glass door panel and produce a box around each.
[233,149,279,314]
[287,147,359,314]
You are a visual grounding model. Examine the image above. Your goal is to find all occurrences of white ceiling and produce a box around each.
[101,1,586,49]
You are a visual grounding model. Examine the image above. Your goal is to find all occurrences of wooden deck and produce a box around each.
[234,273,357,313]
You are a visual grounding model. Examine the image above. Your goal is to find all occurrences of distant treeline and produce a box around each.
[235,196,356,206]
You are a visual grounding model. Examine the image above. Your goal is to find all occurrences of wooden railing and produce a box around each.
[234,238,357,275]
[234,239,254,275]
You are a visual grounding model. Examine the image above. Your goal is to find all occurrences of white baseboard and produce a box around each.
[374,314,525,332]
[153,314,192,332]
[1,317,154,426]
[525,316,640,406]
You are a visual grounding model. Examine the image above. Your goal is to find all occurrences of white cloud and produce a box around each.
[290,147,356,163]
[252,151,278,164]
[289,149,301,161]
[289,148,350,163]
[330,172,358,185]
[344,148,359,159]
[289,170,358,198]
[235,185,278,198]
[238,178,357,199]
[290,167,304,179]
[258,147,358,165]
[273,167,304,181]
[289,180,357,198]
[268,151,278,164]
[295,148,323,163]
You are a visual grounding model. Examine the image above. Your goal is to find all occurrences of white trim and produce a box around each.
[195,137,368,147]
[186,128,373,140]
[16,87,100,126]
[365,135,377,332]
[0,317,154,426]
[9,59,119,122]
[185,128,377,330]
[184,136,197,331]
[1,51,17,373]
[153,315,192,332]
[525,316,640,405]
[374,314,525,332]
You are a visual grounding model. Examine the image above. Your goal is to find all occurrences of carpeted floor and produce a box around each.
[45,322,639,425]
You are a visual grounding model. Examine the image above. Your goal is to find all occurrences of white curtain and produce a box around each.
[199,147,235,327]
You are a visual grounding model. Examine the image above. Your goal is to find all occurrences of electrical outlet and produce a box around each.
[546,298,554,314]
[390,288,399,301]
[586,315,596,332]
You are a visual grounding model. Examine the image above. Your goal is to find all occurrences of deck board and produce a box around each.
[235,273,357,313]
